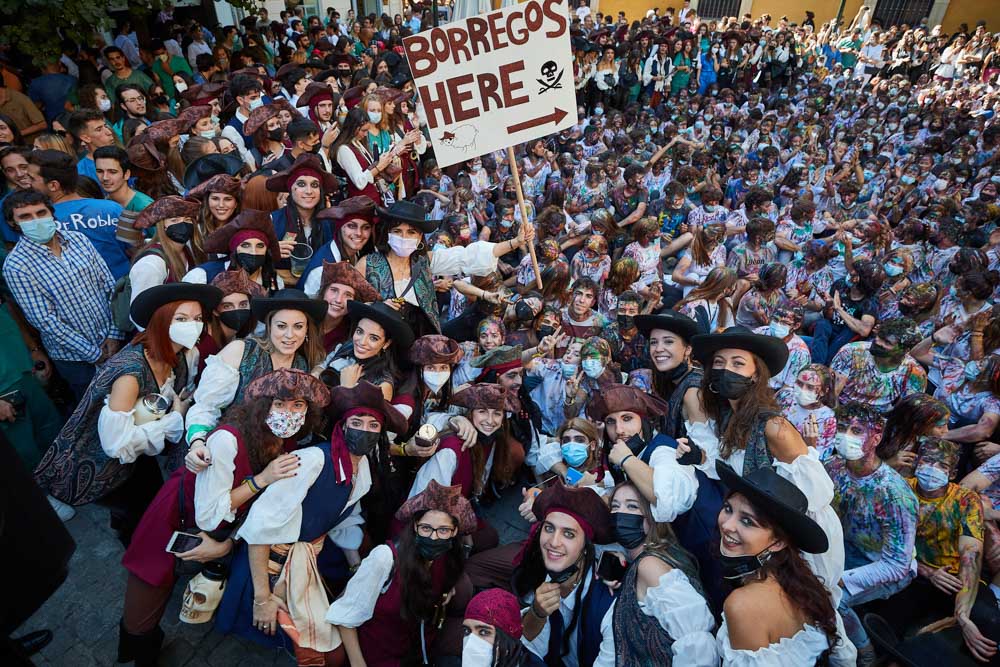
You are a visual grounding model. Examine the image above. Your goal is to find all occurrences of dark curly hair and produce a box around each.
[217,395,324,473]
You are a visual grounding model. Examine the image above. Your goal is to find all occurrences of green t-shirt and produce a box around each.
[104,69,155,97]
[838,38,862,68]
[125,190,154,212]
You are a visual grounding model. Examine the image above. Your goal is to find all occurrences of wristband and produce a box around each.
[244,476,262,494]
[619,454,635,469]
[530,601,547,619]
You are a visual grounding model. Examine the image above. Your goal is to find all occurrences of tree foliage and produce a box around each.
[0,0,261,66]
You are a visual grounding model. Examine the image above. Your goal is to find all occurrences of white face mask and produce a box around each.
[834,432,865,461]
[388,233,420,258]
[98,97,112,112]
[461,633,494,667]
[915,464,949,492]
[423,369,451,394]
[794,386,818,406]
[175,81,188,93]
[168,321,203,349]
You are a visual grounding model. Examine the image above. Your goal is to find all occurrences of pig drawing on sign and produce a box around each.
[439,125,478,152]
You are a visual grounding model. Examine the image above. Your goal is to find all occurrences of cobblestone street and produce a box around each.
[19,488,529,666]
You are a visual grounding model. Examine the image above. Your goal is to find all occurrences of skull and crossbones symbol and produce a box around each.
[537,61,564,94]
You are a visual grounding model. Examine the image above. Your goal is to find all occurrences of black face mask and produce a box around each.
[548,562,579,584]
[869,342,897,359]
[477,428,499,447]
[515,300,534,321]
[537,325,556,338]
[236,251,266,273]
[613,512,646,549]
[667,361,689,381]
[617,314,635,330]
[165,221,194,244]
[267,128,285,142]
[344,427,380,456]
[415,534,453,561]
[720,545,775,581]
[218,308,251,332]
[710,368,754,400]
[307,142,321,154]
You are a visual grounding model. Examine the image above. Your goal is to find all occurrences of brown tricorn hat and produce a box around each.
[409,335,463,366]
[318,261,379,303]
[586,383,669,422]
[450,383,520,413]
[134,195,201,230]
[395,480,477,536]
[245,368,331,405]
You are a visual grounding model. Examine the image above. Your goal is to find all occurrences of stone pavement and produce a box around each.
[18,484,530,666]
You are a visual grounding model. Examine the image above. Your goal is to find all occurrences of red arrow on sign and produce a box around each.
[506,108,568,134]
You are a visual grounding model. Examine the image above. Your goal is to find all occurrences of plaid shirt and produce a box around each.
[3,231,122,362]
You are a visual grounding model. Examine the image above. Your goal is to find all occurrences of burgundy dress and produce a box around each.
[356,541,449,667]
[345,143,383,204]
[121,426,253,588]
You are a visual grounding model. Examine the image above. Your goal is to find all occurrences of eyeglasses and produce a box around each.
[416,523,456,539]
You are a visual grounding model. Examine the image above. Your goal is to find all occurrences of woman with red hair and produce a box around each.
[34,283,223,547]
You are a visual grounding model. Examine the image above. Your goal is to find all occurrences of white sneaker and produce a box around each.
[47,495,76,522]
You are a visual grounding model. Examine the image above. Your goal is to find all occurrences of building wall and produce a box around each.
[746,0,866,26]
[591,0,1000,29]
[940,0,1000,33]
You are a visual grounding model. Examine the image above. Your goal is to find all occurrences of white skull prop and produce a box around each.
[180,570,226,624]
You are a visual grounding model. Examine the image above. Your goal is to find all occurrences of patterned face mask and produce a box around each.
[266,409,306,438]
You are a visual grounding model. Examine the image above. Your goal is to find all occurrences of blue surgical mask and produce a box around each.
[368,111,382,124]
[915,464,949,492]
[19,216,58,244]
[248,97,264,110]
[581,359,604,378]
[561,442,589,467]
[560,361,578,379]
[885,263,903,277]
[769,321,790,338]
[901,175,916,185]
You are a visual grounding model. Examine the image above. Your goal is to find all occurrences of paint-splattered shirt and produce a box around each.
[972,453,1000,512]
[776,389,838,458]
[831,342,927,413]
[907,478,984,575]
[825,457,918,596]
[754,327,811,391]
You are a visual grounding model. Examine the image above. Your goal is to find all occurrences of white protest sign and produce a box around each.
[403,0,576,168]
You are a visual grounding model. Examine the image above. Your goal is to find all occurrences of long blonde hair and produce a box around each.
[675,266,736,324]
[137,218,192,281]
[689,222,726,266]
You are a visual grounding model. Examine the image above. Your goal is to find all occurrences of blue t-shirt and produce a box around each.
[53,199,130,279]
[27,73,76,123]
[77,156,97,183]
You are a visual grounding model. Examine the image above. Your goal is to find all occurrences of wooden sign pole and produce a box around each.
[506,146,543,289]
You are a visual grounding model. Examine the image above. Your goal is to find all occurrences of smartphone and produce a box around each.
[597,551,627,582]
[625,434,645,455]
[565,467,584,486]
[165,531,203,554]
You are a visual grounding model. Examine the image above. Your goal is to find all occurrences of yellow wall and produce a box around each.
[746,0,865,27]
[941,0,1000,33]
[501,0,1000,31]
